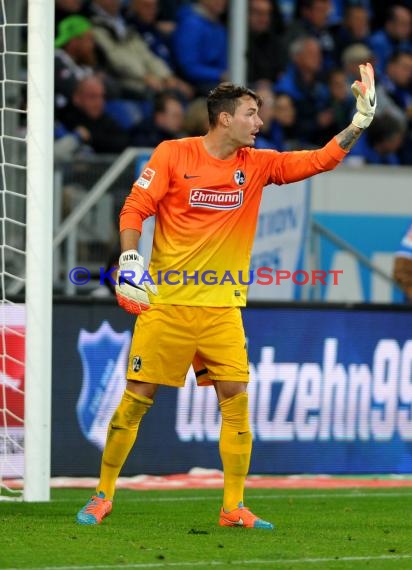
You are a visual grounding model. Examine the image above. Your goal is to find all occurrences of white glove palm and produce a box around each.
[351,62,376,129]
[115,250,157,314]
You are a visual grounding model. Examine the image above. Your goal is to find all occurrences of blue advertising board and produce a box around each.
[52,301,412,476]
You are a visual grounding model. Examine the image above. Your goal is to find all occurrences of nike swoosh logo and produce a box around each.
[184,174,200,179]
[369,93,376,106]
[221,516,244,526]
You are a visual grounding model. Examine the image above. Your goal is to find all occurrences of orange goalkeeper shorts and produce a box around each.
[126,304,249,387]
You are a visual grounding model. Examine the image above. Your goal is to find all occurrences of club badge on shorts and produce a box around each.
[132,356,142,372]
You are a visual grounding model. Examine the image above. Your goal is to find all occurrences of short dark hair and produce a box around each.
[206,83,262,127]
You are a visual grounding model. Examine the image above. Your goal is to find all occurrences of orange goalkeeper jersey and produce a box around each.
[120,136,347,306]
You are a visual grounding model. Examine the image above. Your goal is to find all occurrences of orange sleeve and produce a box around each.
[119,141,174,232]
[269,137,348,185]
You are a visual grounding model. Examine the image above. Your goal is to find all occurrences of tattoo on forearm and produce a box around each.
[336,124,363,151]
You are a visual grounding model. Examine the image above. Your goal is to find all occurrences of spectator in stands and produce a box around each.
[55,0,92,28]
[123,0,174,68]
[182,97,210,136]
[253,82,297,150]
[334,5,371,61]
[327,0,372,27]
[272,92,298,149]
[247,0,285,84]
[54,121,87,160]
[132,91,185,147]
[55,15,120,108]
[90,0,193,100]
[341,42,374,83]
[156,0,191,33]
[393,222,412,302]
[277,0,354,25]
[281,0,337,72]
[326,67,355,133]
[375,51,412,124]
[173,0,229,95]
[349,114,406,165]
[369,4,412,75]
[57,75,131,153]
[275,36,333,146]
[252,82,278,149]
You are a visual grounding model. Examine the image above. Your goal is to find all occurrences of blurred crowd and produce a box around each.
[54,0,412,166]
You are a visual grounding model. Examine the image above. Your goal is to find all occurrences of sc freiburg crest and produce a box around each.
[234,170,246,185]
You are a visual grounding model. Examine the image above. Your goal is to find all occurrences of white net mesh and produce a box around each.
[0,0,27,498]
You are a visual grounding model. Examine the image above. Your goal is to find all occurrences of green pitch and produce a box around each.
[2,487,412,570]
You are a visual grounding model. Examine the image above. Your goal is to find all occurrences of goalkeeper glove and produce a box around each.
[115,250,157,315]
[351,62,376,129]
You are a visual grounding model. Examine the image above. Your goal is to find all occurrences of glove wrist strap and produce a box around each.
[119,250,144,265]
[352,112,372,129]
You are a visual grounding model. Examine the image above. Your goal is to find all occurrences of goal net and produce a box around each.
[0,0,53,500]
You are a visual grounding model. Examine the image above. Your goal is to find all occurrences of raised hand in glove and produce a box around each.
[351,62,377,129]
[115,250,157,314]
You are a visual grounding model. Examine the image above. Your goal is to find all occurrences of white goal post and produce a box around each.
[0,0,53,501]
[24,0,54,502]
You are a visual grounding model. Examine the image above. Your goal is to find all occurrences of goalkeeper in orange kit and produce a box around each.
[76,63,376,528]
